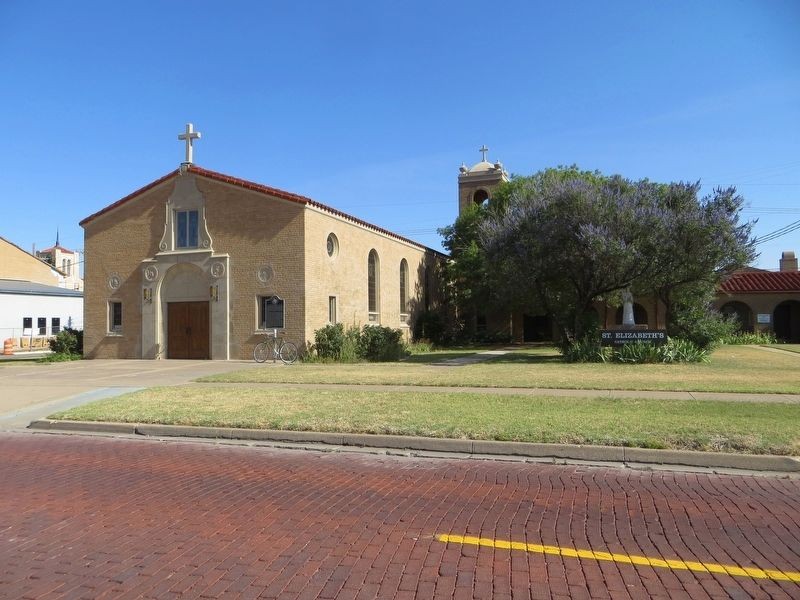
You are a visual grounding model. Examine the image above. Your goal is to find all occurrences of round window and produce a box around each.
[326,233,339,258]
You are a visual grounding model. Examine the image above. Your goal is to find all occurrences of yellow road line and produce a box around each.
[436,534,800,583]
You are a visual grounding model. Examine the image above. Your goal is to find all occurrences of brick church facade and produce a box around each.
[81,156,441,360]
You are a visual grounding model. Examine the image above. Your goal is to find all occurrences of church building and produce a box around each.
[80,125,442,360]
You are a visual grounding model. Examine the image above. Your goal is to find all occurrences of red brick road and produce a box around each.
[0,432,798,599]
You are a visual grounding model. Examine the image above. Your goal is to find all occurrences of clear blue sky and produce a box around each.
[2,1,798,270]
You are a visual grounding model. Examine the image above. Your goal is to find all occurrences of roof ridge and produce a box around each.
[80,165,445,256]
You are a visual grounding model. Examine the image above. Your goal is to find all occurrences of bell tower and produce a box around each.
[458,145,509,214]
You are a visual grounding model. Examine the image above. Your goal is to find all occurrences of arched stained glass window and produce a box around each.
[400,259,409,315]
[368,250,380,320]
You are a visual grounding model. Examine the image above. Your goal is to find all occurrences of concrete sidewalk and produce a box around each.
[0,359,263,429]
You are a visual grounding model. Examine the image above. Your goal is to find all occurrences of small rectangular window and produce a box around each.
[328,296,337,324]
[109,301,122,333]
[37,317,46,335]
[259,296,285,329]
[23,317,32,329]
[176,210,199,248]
[52,318,61,334]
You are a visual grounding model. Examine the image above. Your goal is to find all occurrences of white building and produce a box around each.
[0,280,83,350]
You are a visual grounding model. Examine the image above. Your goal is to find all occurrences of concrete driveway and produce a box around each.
[0,359,262,429]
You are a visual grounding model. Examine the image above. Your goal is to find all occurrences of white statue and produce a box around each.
[621,288,636,328]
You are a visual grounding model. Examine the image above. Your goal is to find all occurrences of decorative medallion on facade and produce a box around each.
[143,265,159,282]
[257,265,274,284]
[108,273,121,290]
[210,262,226,279]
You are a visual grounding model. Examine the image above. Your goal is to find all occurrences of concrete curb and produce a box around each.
[28,419,800,473]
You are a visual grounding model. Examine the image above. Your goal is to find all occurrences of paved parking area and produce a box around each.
[0,360,262,427]
[1,432,798,599]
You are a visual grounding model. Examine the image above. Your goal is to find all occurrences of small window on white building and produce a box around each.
[109,301,122,334]
[175,210,199,248]
[52,318,61,334]
[37,317,46,335]
[22,317,32,330]
[259,295,285,329]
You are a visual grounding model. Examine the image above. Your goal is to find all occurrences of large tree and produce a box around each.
[471,167,755,344]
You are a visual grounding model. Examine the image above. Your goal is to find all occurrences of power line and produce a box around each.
[754,218,800,245]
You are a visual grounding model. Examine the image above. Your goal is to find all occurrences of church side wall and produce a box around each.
[82,184,170,358]
[303,209,430,344]
[195,179,306,360]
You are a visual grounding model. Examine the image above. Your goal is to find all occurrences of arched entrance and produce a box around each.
[773,300,800,342]
[719,301,753,332]
[161,263,210,359]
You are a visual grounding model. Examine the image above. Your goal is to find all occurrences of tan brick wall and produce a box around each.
[303,208,431,344]
[196,178,306,360]
[0,238,61,285]
[82,182,170,358]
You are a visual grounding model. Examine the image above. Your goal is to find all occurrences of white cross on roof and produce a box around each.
[479,145,489,162]
[178,123,202,164]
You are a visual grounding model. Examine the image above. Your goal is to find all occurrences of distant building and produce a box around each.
[36,233,83,291]
[715,251,800,342]
[0,236,84,349]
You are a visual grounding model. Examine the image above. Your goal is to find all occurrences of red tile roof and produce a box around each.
[80,165,442,254]
[719,270,800,293]
[38,245,75,254]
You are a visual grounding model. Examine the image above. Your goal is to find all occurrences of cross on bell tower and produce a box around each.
[457,145,509,215]
[178,123,202,165]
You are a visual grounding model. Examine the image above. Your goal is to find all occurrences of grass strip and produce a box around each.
[48,386,800,455]
[200,346,800,394]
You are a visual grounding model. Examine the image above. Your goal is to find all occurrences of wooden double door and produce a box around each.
[167,301,210,359]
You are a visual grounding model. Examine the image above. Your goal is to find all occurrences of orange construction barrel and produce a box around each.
[3,339,13,356]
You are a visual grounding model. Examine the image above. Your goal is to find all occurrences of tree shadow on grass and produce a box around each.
[483,351,564,365]
[402,352,481,364]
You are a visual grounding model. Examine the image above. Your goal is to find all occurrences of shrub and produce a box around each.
[49,329,79,355]
[66,327,84,354]
[407,340,434,354]
[358,325,407,362]
[561,336,709,364]
[661,338,709,363]
[314,323,346,360]
[310,324,407,362]
[340,326,361,362]
[668,304,737,350]
[560,336,609,363]
[614,341,662,364]
[721,330,778,345]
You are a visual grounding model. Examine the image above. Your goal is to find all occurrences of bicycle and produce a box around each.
[253,329,299,365]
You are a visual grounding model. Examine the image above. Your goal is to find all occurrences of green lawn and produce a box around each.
[48,385,800,455]
[201,346,800,394]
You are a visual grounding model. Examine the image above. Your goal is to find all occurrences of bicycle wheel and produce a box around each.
[253,340,272,363]
[279,341,298,365]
